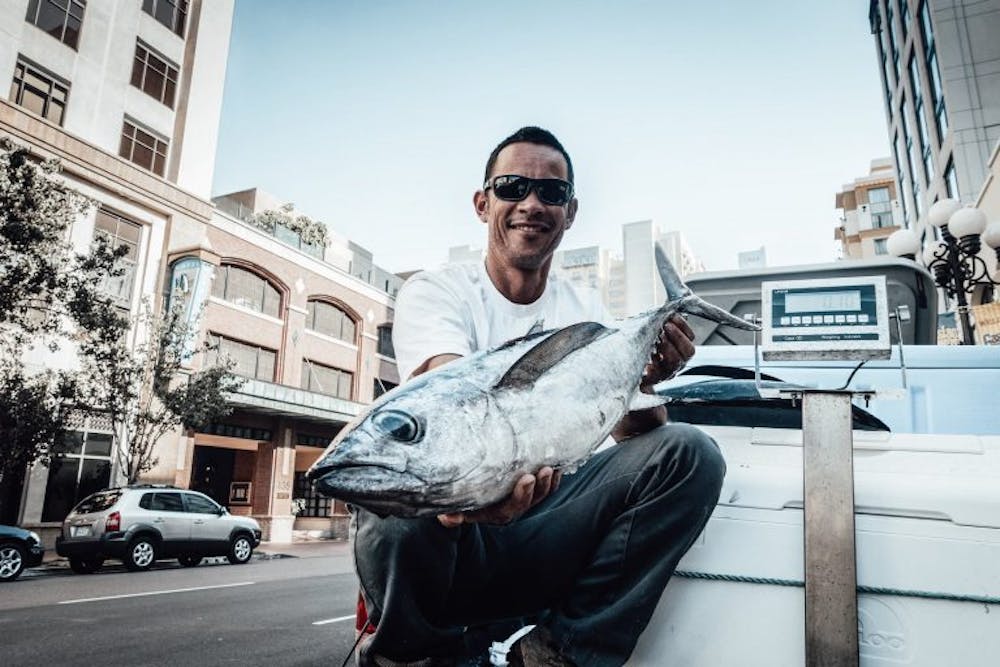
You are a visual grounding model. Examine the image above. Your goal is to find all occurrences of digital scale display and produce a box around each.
[761,277,890,361]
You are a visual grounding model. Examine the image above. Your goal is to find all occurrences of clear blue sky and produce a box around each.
[213,1,890,274]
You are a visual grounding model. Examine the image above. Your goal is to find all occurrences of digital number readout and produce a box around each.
[784,290,861,314]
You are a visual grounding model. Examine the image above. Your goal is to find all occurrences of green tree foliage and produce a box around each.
[79,302,245,484]
[0,139,126,520]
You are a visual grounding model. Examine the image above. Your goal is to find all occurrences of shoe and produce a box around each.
[506,626,575,667]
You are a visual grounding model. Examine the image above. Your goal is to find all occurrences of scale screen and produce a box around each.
[761,276,890,361]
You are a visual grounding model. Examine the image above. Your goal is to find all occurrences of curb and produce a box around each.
[23,550,296,579]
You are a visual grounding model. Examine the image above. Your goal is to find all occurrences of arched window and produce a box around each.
[211,264,281,318]
[306,300,357,344]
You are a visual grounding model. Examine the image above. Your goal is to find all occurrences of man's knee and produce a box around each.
[652,423,726,493]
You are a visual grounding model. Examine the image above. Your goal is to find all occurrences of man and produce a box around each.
[355,127,725,667]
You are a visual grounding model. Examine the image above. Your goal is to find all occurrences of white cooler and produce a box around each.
[629,424,1000,666]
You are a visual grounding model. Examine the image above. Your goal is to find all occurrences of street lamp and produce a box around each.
[888,198,1000,345]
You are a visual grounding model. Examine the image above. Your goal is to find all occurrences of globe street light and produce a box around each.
[889,198,1000,345]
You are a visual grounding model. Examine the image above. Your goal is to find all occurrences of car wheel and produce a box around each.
[0,542,26,582]
[69,557,104,574]
[227,534,253,565]
[178,555,203,568]
[124,536,156,571]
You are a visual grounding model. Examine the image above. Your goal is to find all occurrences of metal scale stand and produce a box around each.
[751,276,909,667]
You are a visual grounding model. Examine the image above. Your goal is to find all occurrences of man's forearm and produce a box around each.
[611,405,668,442]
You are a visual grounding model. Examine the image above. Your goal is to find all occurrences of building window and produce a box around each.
[874,238,889,255]
[868,187,894,228]
[899,0,910,39]
[927,50,947,141]
[9,57,69,125]
[94,209,141,308]
[211,265,281,318]
[119,118,168,176]
[377,324,395,358]
[131,41,178,108]
[302,360,353,400]
[892,133,911,226]
[25,0,85,50]
[206,334,276,381]
[945,159,959,198]
[293,472,332,518]
[41,417,113,522]
[374,378,398,399]
[142,0,188,38]
[886,1,900,81]
[306,300,357,344]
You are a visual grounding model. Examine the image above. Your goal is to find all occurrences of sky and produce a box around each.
[212,1,891,275]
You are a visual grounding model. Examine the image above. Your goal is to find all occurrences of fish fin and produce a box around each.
[655,243,691,301]
[679,295,759,331]
[526,319,544,336]
[494,321,612,390]
[628,389,668,412]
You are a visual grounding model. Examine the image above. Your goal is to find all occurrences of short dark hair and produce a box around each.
[483,126,574,185]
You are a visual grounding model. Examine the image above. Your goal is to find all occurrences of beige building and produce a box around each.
[835,158,904,259]
[4,1,401,542]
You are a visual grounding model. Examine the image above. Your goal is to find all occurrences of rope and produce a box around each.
[673,570,1000,605]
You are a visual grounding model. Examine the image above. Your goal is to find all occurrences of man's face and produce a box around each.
[473,142,578,271]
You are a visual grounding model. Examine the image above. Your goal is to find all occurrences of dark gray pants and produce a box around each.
[354,424,725,666]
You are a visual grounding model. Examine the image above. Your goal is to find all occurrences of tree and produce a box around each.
[79,302,245,484]
[0,138,127,522]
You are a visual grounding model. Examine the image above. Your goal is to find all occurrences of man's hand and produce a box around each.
[437,467,561,528]
[640,314,696,390]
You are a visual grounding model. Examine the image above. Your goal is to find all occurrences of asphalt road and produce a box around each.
[1,547,362,666]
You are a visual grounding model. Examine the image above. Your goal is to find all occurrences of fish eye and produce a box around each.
[371,410,422,442]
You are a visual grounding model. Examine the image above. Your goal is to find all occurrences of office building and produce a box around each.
[869,0,1000,240]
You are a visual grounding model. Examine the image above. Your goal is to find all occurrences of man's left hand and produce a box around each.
[640,314,696,391]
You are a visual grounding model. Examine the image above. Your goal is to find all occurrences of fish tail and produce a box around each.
[655,243,759,332]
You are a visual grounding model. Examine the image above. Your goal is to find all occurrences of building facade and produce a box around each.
[3,0,235,531]
[622,221,704,315]
[835,158,905,259]
[869,0,1000,239]
[3,1,401,542]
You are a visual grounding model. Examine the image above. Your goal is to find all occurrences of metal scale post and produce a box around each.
[755,276,904,667]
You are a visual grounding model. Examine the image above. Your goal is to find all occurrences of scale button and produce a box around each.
[859,314,870,323]
[780,316,790,325]
[846,314,858,323]
[790,316,801,325]
[834,315,846,324]
[823,315,834,324]
[802,315,812,324]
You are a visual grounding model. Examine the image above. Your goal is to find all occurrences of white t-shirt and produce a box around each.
[393,262,611,382]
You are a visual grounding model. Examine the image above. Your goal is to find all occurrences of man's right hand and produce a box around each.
[437,467,561,528]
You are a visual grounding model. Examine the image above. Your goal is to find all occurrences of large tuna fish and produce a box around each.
[307,245,759,517]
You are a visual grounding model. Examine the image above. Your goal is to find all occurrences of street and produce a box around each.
[1,543,361,666]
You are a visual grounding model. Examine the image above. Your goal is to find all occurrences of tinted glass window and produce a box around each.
[151,492,185,512]
[185,494,219,514]
[71,490,121,514]
[139,493,154,510]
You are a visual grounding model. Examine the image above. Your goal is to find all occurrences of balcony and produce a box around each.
[226,377,365,425]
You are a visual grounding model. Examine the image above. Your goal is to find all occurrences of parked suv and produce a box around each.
[56,485,262,573]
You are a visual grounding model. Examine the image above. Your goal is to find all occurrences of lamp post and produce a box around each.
[888,198,1000,345]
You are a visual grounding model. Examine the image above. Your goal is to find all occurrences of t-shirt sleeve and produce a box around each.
[392,272,475,382]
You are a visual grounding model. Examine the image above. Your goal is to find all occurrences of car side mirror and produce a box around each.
[217,506,227,515]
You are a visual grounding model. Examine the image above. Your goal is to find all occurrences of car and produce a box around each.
[56,485,262,573]
[0,524,45,582]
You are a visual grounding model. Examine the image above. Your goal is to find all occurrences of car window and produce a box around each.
[72,490,121,514]
[150,492,185,512]
[139,493,154,510]
[184,494,220,514]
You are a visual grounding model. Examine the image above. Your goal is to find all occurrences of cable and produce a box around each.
[834,360,867,391]
[341,621,374,667]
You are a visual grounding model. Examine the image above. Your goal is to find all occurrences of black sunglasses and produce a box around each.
[484,175,574,206]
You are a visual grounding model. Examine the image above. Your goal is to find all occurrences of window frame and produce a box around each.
[93,208,142,308]
[119,117,169,176]
[206,332,277,382]
[9,56,70,125]
[301,359,354,400]
[24,0,86,50]
[131,40,179,108]
[141,0,188,39]
[211,264,282,319]
[306,300,357,345]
